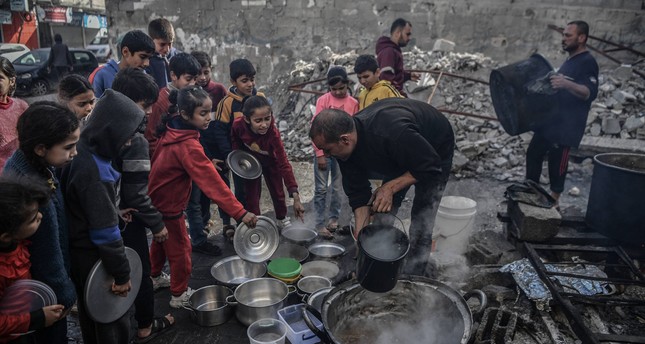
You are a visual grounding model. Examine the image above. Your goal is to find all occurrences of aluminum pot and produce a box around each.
[226,277,296,326]
[183,285,233,327]
[303,276,486,344]
[210,255,267,289]
[297,276,332,296]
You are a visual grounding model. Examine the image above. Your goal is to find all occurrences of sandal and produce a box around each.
[134,314,174,344]
[317,228,334,240]
[223,224,236,243]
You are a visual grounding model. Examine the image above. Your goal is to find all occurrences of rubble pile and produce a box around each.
[269,46,645,181]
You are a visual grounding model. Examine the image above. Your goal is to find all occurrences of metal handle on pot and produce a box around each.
[287,285,297,294]
[225,294,238,306]
[463,289,488,320]
[302,304,333,344]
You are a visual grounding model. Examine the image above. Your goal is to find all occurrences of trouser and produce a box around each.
[70,248,130,344]
[54,66,69,79]
[186,182,212,246]
[313,156,343,229]
[245,164,287,220]
[30,316,68,344]
[121,218,154,329]
[216,169,246,225]
[150,215,191,296]
[526,133,570,194]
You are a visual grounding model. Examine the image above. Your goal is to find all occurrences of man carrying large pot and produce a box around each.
[525,20,598,208]
[309,98,454,277]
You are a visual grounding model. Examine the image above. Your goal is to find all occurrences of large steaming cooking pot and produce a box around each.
[303,275,486,344]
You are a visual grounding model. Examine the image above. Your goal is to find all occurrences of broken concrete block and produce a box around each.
[481,285,517,303]
[599,82,615,93]
[612,90,637,104]
[589,123,602,136]
[613,64,633,81]
[493,157,508,167]
[433,38,456,52]
[466,242,502,265]
[623,115,645,132]
[508,200,561,242]
[452,151,469,171]
[465,266,515,290]
[602,118,621,134]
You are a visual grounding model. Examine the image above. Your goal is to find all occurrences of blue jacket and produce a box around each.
[92,59,119,98]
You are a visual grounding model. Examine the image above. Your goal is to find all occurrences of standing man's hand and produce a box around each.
[316,156,328,171]
[370,185,395,213]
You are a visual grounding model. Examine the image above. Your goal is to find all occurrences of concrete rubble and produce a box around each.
[270,46,644,184]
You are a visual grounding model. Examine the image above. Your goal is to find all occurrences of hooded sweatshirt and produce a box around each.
[375,36,411,94]
[91,59,119,98]
[60,89,144,285]
[357,80,404,110]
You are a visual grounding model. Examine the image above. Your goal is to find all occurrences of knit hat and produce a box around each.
[327,66,348,84]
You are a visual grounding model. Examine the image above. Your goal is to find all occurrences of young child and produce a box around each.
[145,52,200,157]
[231,96,305,228]
[185,51,228,256]
[92,30,155,98]
[312,66,358,238]
[211,58,265,239]
[60,89,146,344]
[3,102,79,344]
[0,56,28,170]
[354,54,403,110]
[146,18,178,89]
[58,74,95,120]
[110,68,174,343]
[0,176,65,342]
[148,85,257,308]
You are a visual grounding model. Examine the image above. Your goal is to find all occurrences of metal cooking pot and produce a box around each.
[305,287,333,313]
[297,276,332,296]
[303,276,486,344]
[226,277,296,326]
[183,285,233,327]
[210,255,267,289]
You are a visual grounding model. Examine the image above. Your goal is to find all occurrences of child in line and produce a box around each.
[110,68,174,343]
[231,96,305,227]
[0,176,65,342]
[92,30,155,98]
[3,102,79,344]
[58,74,95,121]
[61,89,147,344]
[145,52,200,157]
[146,18,178,89]
[312,67,358,239]
[354,54,403,110]
[0,56,28,170]
[185,51,228,256]
[210,59,265,238]
[148,86,257,308]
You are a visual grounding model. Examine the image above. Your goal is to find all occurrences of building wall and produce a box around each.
[106,0,644,84]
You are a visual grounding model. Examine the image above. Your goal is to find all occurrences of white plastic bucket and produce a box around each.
[432,196,477,255]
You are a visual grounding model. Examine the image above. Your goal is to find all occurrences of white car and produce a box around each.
[0,43,30,62]
[85,36,111,63]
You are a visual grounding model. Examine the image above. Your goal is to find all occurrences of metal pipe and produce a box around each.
[436,108,498,121]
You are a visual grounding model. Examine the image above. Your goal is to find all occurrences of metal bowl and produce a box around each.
[308,242,346,259]
[301,260,340,280]
[210,255,267,288]
[306,286,333,313]
[297,276,332,295]
[270,242,310,263]
[282,226,317,244]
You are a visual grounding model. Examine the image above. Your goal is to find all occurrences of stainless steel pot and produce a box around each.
[297,276,332,296]
[304,287,333,313]
[226,277,296,326]
[183,285,233,327]
[210,255,267,289]
[304,276,486,344]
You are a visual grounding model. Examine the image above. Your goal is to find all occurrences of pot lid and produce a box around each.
[84,247,142,324]
[0,279,57,313]
[267,258,302,278]
[227,150,262,180]
[234,216,280,263]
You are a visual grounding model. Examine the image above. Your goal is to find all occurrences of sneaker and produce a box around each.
[277,217,291,230]
[151,272,171,291]
[192,241,222,256]
[169,288,194,309]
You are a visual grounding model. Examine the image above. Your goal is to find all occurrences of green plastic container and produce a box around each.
[268,258,302,278]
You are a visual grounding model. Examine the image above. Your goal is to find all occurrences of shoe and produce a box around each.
[169,288,194,309]
[192,241,222,256]
[151,272,171,291]
[277,217,291,230]
[223,224,236,243]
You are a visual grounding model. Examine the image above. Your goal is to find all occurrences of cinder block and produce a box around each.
[508,201,561,242]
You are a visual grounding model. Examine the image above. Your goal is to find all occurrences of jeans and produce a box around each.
[186,182,212,246]
[313,156,343,229]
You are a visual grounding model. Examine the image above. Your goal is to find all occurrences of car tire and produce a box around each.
[31,80,49,96]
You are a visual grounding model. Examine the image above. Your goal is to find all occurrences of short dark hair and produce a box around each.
[568,20,590,43]
[0,175,51,237]
[121,30,155,55]
[158,86,209,136]
[309,108,355,143]
[54,34,62,43]
[169,52,201,78]
[390,18,411,34]
[58,74,92,101]
[191,51,211,69]
[17,101,79,174]
[148,18,175,41]
[112,68,159,108]
[0,56,17,95]
[327,66,349,86]
[354,55,379,74]
[242,95,271,118]
[229,59,256,81]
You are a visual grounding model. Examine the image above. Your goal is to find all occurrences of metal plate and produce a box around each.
[301,260,340,280]
[84,247,142,324]
[308,242,346,258]
[234,216,280,263]
[227,150,262,180]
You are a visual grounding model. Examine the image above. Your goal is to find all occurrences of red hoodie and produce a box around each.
[375,36,411,95]
[148,119,246,220]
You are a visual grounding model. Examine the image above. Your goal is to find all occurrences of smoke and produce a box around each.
[360,225,408,260]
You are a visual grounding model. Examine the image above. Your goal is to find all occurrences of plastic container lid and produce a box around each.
[268,258,302,278]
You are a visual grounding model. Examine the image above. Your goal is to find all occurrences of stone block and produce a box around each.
[602,117,621,134]
[613,64,633,81]
[433,38,456,52]
[508,200,561,242]
[623,116,645,132]
[466,242,502,265]
[481,285,517,303]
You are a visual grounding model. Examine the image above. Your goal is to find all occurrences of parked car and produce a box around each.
[0,43,30,62]
[13,48,98,96]
[86,36,111,63]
